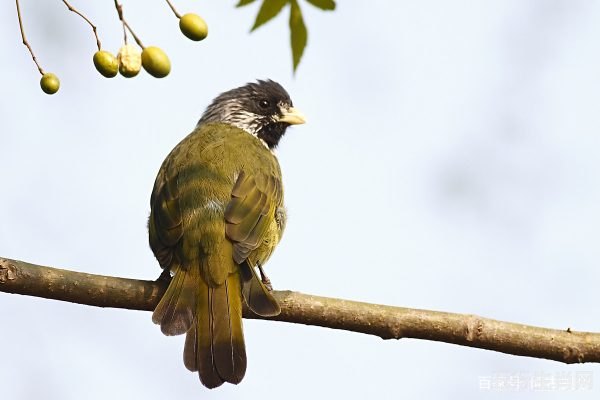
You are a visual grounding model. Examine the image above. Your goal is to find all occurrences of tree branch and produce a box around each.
[1,257,599,364]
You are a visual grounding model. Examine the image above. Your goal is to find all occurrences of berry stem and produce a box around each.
[113,0,145,48]
[15,0,44,75]
[113,0,128,44]
[165,0,181,19]
[62,0,102,51]
[123,20,145,49]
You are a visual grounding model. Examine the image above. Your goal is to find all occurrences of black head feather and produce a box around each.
[198,80,300,149]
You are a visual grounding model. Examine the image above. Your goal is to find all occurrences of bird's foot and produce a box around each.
[258,264,273,291]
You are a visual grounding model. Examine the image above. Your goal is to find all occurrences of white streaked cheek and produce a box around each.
[227,115,271,149]
[229,111,260,132]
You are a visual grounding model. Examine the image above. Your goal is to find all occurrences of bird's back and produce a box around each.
[149,122,284,284]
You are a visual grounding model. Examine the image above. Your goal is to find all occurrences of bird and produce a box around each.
[148,80,305,388]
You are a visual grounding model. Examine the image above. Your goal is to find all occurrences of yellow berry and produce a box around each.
[40,73,60,95]
[93,50,119,78]
[117,44,142,78]
[179,13,208,41]
[141,46,171,78]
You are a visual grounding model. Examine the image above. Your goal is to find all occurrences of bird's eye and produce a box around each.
[258,99,270,109]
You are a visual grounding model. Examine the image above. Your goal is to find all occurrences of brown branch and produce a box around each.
[62,0,102,51]
[1,256,600,364]
[15,0,44,75]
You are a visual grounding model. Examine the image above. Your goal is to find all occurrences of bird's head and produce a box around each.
[197,79,306,149]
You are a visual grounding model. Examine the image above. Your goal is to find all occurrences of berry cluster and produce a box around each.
[17,0,208,95]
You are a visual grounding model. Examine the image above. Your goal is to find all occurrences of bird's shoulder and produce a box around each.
[152,123,281,203]
[171,123,277,166]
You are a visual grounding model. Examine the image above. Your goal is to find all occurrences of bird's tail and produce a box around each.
[183,270,246,389]
[152,262,197,336]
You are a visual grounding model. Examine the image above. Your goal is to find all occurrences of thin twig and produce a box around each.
[114,0,128,44]
[113,0,144,48]
[123,20,145,48]
[15,0,44,75]
[165,0,181,19]
[2,256,600,365]
[62,0,101,51]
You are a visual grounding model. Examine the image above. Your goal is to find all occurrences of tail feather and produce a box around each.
[152,264,197,336]
[182,276,223,389]
[182,320,198,371]
[212,274,246,383]
[183,271,246,388]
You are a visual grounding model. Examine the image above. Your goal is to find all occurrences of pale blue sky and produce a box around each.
[2,1,600,399]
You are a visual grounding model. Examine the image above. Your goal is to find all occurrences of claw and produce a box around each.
[257,264,273,291]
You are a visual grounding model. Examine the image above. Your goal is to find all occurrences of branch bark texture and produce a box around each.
[1,257,599,365]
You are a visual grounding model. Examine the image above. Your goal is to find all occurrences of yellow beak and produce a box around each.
[278,107,306,125]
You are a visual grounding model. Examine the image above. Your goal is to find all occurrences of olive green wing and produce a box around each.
[149,161,199,335]
[224,170,282,316]
[148,161,183,269]
[224,171,282,263]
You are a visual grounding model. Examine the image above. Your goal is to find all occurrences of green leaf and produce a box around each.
[236,0,257,7]
[289,0,307,72]
[305,0,335,11]
[251,0,290,31]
